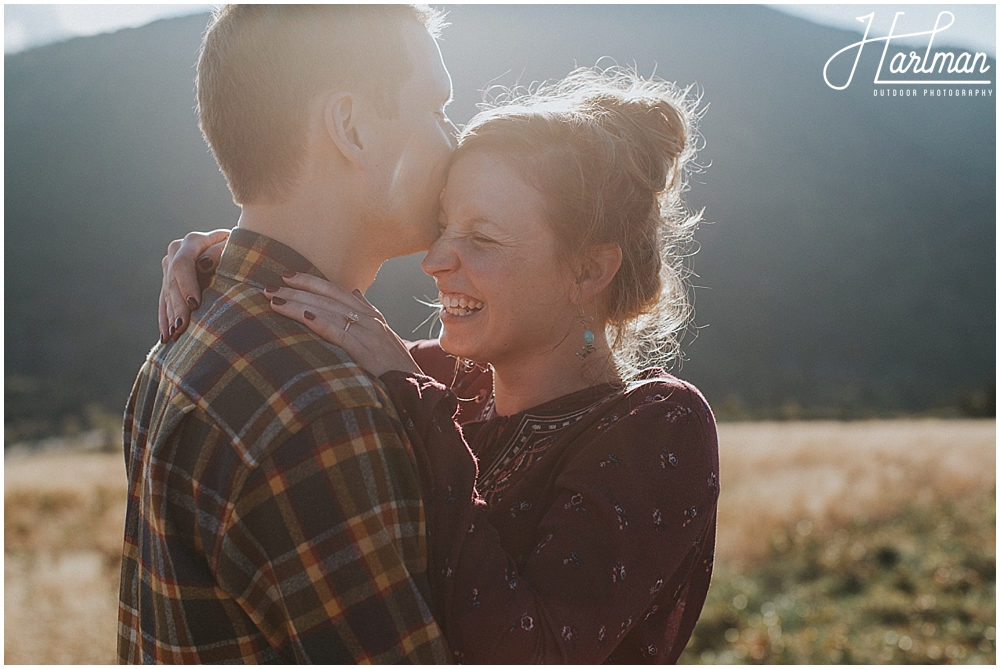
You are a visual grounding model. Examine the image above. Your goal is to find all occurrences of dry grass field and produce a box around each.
[5,446,127,664]
[713,420,995,566]
[684,420,996,664]
[4,419,995,664]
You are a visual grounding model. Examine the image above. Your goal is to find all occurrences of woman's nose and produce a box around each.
[422,236,458,277]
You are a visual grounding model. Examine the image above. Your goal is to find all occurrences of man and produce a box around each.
[119,5,458,663]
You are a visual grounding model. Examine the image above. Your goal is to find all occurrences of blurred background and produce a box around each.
[4,4,995,664]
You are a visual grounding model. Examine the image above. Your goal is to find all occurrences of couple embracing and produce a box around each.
[120,4,720,664]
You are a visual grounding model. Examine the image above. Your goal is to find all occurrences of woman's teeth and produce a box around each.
[440,294,484,317]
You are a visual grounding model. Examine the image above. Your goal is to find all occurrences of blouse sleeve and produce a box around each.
[380,371,719,664]
[404,339,493,424]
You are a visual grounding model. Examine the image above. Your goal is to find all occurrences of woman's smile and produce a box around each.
[438,291,485,317]
[422,151,578,366]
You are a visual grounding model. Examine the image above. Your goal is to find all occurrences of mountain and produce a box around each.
[5,6,995,438]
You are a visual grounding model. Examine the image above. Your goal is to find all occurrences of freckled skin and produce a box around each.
[422,152,579,369]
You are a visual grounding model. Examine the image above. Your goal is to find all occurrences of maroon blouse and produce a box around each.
[385,340,720,664]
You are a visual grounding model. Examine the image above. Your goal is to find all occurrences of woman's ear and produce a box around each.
[324,92,365,169]
[573,243,623,305]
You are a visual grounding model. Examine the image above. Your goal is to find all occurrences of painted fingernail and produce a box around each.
[169,325,175,336]
[160,333,167,345]
[264,285,279,293]
[175,317,183,330]
[197,257,214,271]
[281,270,296,279]
[304,310,316,321]
[271,297,287,305]
[186,296,199,310]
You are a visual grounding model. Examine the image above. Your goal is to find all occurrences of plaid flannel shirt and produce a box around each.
[118,228,449,663]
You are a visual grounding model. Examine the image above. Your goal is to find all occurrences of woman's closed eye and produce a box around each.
[471,232,496,245]
[437,221,497,246]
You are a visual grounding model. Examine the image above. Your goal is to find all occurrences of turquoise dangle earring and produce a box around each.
[576,310,596,360]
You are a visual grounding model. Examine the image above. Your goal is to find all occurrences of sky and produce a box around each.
[773,4,995,56]
[3,3,996,57]
[4,4,214,54]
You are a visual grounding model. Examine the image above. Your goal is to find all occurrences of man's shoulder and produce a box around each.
[152,281,395,465]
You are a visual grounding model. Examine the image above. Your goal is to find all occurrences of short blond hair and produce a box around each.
[457,66,705,377]
[197,4,446,205]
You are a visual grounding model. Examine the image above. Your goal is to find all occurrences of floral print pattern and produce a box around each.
[384,357,720,664]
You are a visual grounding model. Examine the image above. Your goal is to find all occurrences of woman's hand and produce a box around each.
[268,273,423,378]
[159,229,231,342]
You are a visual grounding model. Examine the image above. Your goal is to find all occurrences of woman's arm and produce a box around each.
[266,273,423,377]
[380,372,719,664]
[254,273,493,413]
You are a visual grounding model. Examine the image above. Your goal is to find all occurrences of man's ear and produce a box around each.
[323,92,365,169]
[572,243,623,305]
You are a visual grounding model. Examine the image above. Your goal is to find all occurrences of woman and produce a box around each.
[160,67,718,664]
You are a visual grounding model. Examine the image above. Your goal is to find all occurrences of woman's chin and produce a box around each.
[439,333,470,359]
[438,327,486,364]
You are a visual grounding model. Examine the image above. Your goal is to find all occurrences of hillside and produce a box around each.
[4,6,995,438]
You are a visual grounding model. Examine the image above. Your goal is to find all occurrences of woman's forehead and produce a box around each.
[443,154,540,218]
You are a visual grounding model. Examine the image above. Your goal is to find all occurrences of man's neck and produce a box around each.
[237,202,382,293]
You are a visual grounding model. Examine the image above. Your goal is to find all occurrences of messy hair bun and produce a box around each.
[456,65,705,377]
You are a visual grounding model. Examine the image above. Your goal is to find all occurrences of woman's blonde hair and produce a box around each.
[456,66,706,377]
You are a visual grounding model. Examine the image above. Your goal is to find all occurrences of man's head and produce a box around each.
[197,4,452,211]
[345,17,457,257]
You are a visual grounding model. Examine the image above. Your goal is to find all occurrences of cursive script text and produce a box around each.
[824,11,991,90]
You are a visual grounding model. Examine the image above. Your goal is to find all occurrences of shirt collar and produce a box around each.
[216,228,328,291]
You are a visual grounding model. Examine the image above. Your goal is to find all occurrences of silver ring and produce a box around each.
[344,312,360,332]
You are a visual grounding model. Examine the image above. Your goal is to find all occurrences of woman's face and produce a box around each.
[422,150,579,366]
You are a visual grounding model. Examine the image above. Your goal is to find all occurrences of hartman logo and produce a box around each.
[824,11,992,90]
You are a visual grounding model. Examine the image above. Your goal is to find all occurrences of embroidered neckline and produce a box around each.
[474,384,621,505]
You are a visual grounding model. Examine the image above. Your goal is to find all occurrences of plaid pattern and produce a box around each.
[118,228,449,663]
